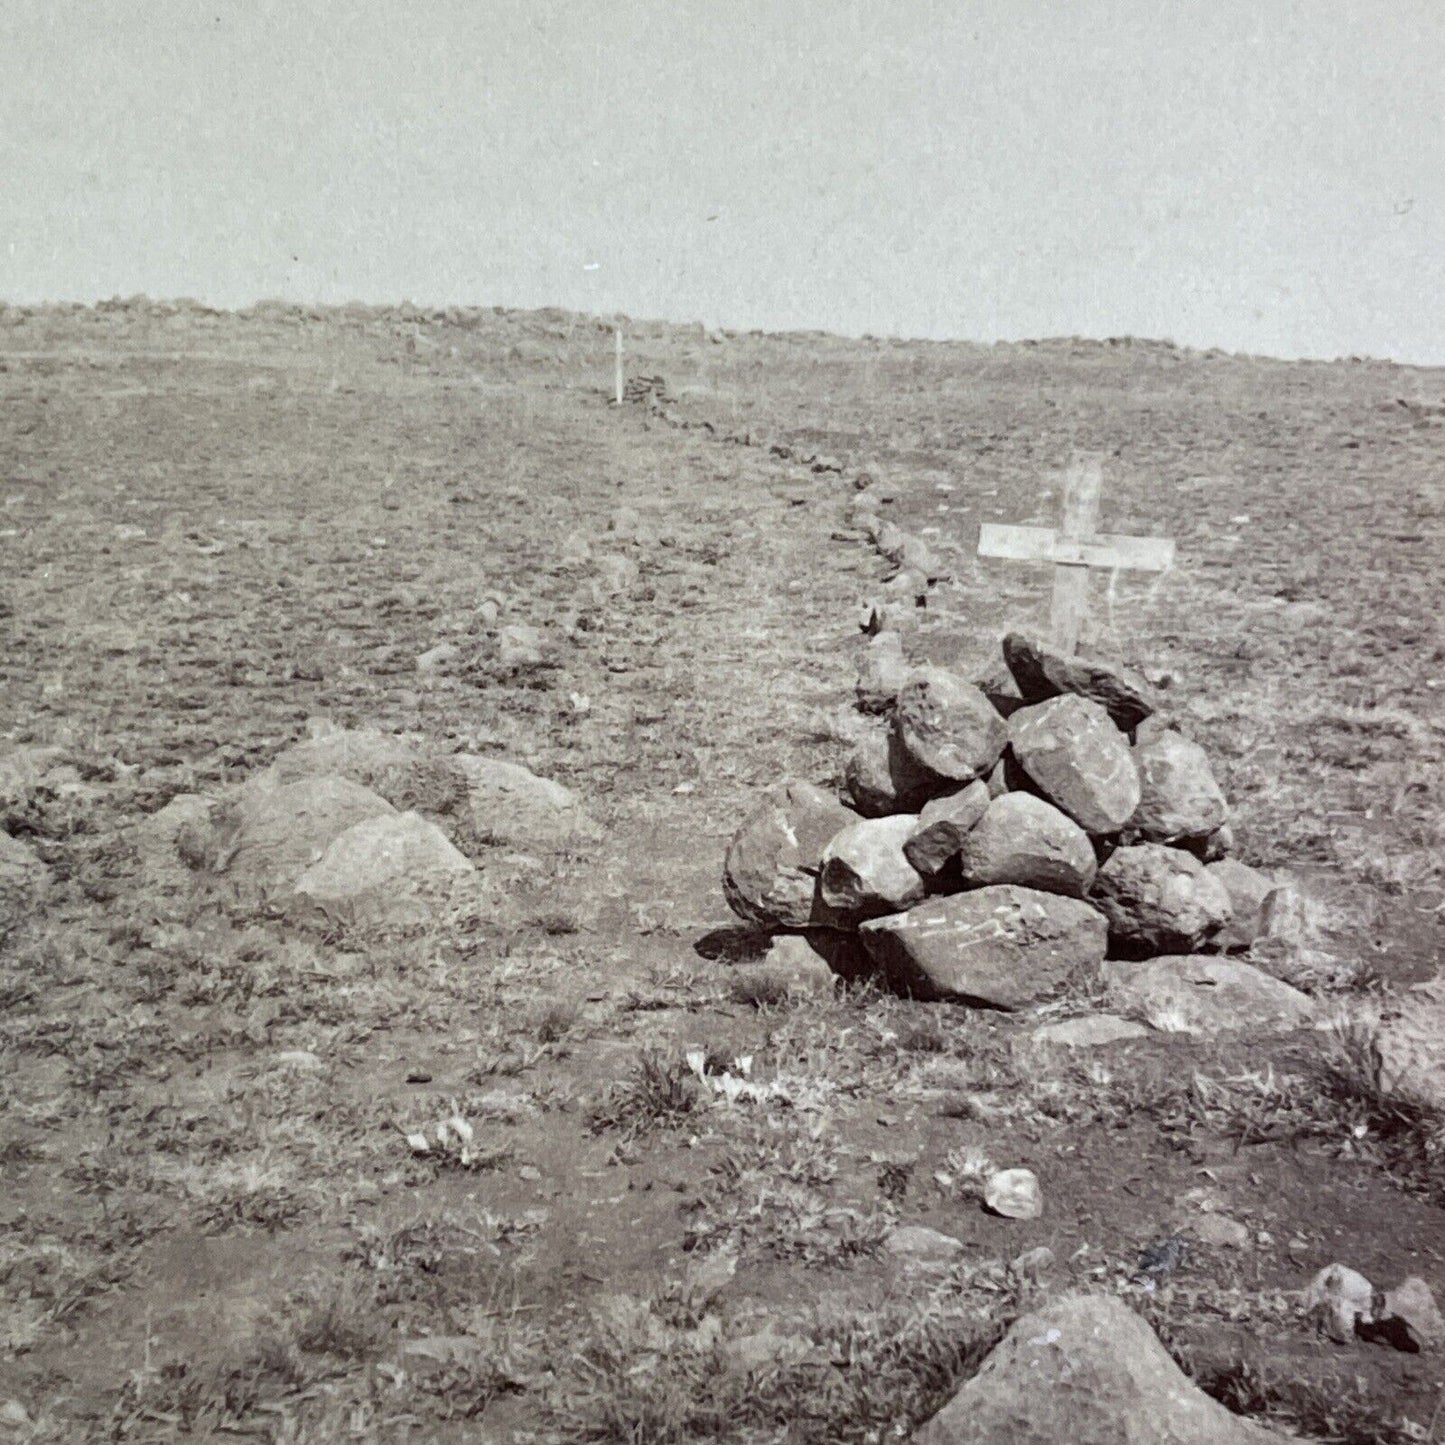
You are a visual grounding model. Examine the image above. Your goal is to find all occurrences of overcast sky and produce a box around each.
[3,1,1442,362]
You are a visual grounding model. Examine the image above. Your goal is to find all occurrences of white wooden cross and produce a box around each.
[977,453,1175,654]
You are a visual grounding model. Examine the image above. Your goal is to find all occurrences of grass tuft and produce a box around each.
[589,1050,703,1138]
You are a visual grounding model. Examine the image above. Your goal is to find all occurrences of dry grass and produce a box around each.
[4,304,1443,1439]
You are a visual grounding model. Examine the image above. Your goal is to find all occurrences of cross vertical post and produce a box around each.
[614,325,624,406]
[976,454,1175,655]
[1049,453,1102,654]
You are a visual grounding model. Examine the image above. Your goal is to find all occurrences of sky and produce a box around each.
[2,0,1442,362]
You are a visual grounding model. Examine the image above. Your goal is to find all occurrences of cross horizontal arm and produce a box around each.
[977,523,1175,573]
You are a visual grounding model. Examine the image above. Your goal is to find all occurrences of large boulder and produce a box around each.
[914,1291,1287,1444]
[1100,957,1318,1035]
[894,668,1009,786]
[215,775,397,891]
[818,815,925,924]
[0,831,51,933]
[451,756,602,847]
[266,726,469,815]
[957,793,1097,898]
[292,812,475,924]
[1129,730,1228,844]
[903,781,991,880]
[1091,843,1232,958]
[722,781,854,930]
[843,731,935,817]
[1001,633,1161,734]
[1008,696,1140,835]
[858,885,1106,1009]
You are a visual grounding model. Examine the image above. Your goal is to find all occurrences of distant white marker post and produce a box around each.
[977,453,1175,654]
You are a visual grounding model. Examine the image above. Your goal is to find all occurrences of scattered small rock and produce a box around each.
[1189,1213,1251,1248]
[1031,1014,1150,1048]
[1378,1276,1445,1353]
[895,534,945,581]
[607,506,649,541]
[857,598,911,635]
[1371,976,1445,1115]
[217,775,398,892]
[560,533,592,565]
[267,727,469,815]
[1091,843,1233,957]
[1008,694,1140,835]
[984,1168,1042,1220]
[725,1325,819,1372]
[749,933,842,999]
[1135,1236,1190,1281]
[416,641,459,673]
[885,1225,966,1261]
[0,1400,32,1429]
[273,1050,325,1073]
[134,793,214,889]
[0,744,68,819]
[874,520,907,563]
[1254,882,1327,959]
[592,553,639,599]
[1307,1263,1377,1343]
[498,623,545,669]
[881,566,929,602]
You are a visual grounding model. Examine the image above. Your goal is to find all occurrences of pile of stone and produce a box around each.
[723,631,1313,1027]
[137,724,601,930]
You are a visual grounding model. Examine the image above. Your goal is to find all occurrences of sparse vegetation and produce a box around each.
[2,304,1442,1439]
[589,1050,704,1137]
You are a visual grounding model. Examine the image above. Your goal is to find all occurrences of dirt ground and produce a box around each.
[2,299,1443,1442]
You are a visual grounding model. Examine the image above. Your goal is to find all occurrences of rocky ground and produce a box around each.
[1,299,1443,1442]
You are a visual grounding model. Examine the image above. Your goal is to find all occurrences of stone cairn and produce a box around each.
[722,630,1308,1022]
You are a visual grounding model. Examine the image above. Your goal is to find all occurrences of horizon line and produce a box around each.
[3,293,1441,374]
